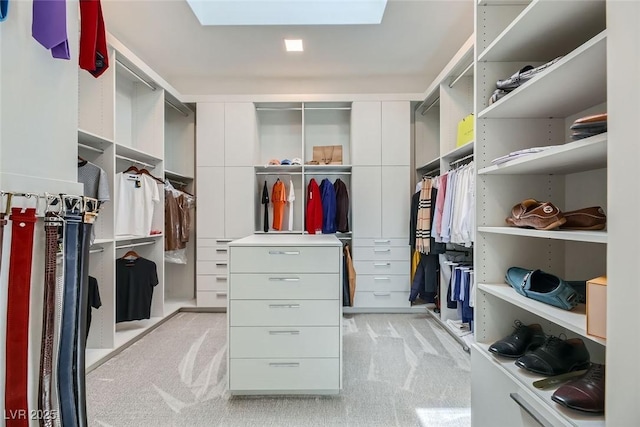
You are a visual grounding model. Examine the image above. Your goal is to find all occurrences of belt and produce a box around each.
[57,212,82,427]
[4,207,38,427]
[0,193,11,272]
[39,212,63,427]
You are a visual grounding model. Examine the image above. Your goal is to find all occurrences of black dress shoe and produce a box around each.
[489,321,545,358]
[552,363,605,413]
[516,336,590,375]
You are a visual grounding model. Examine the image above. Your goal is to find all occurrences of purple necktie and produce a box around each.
[32,0,70,60]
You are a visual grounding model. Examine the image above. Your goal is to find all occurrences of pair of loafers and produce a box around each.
[506,266,585,310]
[506,199,606,231]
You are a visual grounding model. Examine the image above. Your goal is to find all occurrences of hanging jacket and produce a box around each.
[261,181,269,232]
[333,179,350,232]
[344,244,356,306]
[306,179,323,234]
[320,178,337,233]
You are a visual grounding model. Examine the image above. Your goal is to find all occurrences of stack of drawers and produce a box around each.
[351,239,411,308]
[228,235,342,395]
[196,238,232,307]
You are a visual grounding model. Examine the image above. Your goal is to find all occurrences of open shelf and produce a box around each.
[478,0,605,62]
[474,344,605,427]
[78,129,114,151]
[164,170,194,181]
[479,283,605,346]
[92,238,114,245]
[115,234,163,243]
[479,133,607,175]
[115,143,163,167]
[478,31,606,119]
[478,227,607,244]
[254,165,303,174]
[441,141,474,162]
[303,164,352,173]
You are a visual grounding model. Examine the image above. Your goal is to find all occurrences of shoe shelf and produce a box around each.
[478,133,607,176]
[478,0,605,62]
[478,283,606,346]
[477,227,607,244]
[474,343,605,427]
[478,31,606,119]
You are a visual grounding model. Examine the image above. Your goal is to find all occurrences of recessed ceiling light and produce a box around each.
[285,39,304,52]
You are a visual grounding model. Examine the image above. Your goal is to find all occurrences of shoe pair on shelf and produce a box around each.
[506,199,606,231]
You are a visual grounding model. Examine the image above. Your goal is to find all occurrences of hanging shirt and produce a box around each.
[78,160,110,202]
[287,179,295,231]
[334,179,350,233]
[272,180,286,231]
[86,276,102,339]
[116,257,158,323]
[320,178,337,233]
[115,173,159,237]
[306,179,323,234]
[261,180,269,232]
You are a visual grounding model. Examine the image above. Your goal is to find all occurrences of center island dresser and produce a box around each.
[227,234,343,395]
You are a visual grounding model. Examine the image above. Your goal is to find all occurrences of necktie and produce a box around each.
[79,0,109,77]
[0,0,8,21]
[32,0,70,60]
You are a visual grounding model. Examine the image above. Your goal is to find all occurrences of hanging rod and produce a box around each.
[115,154,155,169]
[304,107,351,111]
[167,178,189,187]
[165,99,189,117]
[116,59,156,91]
[449,153,474,166]
[256,107,302,111]
[422,168,440,177]
[256,172,303,176]
[419,97,440,116]
[78,143,104,154]
[115,241,156,250]
[305,172,352,175]
[449,62,474,88]
[89,247,105,255]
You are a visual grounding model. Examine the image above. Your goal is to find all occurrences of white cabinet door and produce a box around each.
[351,166,382,238]
[196,102,224,166]
[224,167,255,238]
[225,103,258,166]
[381,101,410,166]
[351,102,381,166]
[196,166,224,238]
[381,166,410,238]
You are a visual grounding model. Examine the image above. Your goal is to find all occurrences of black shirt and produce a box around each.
[116,257,159,323]
[262,180,269,232]
[87,276,102,339]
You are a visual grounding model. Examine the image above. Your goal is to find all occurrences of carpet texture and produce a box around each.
[86,313,470,427]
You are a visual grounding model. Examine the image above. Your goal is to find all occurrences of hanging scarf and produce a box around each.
[415,177,433,254]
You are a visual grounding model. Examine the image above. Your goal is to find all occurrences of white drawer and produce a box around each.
[197,274,228,291]
[197,238,233,247]
[353,291,410,308]
[197,290,228,308]
[353,260,410,275]
[197,260,228,275]
[352,246,411,261]
[229,246,339,273]
[352,238,408,247]
[229,358,339,392]
[229,327,339,358]
[230,274,339,300]
[356,275,410,292]
[229,300,339,326]
[198,246,229,261]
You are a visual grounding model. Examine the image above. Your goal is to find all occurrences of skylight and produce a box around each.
[186,0,388,26]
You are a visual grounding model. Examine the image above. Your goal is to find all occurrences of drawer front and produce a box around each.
[229,246,339,273]
[197,274,228,291]
[230,274,339,300]
[353,260,410,275]
[356,275,410,292]
[351,246,411,261]
[197,238,233,247]
[352,238,408,247]
[197,246,229,261]
[353,291,410,308]
[197,260,228,275]
[229,327,339,358]
[229,358,339,391]
[197,290,228,308]
[229,300,339,326]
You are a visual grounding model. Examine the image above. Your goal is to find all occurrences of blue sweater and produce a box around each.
[319,178,337,233]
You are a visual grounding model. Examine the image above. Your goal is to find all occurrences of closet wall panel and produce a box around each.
[225,103,258,166]
[351,102,381,166]
[381,101,411,166]
[196,102,225,166]
[224,166,255,238]
[197,166,225,237]
[381,166,410,238]
[351,166,382,238]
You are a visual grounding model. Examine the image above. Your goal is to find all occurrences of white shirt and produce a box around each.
[287,179,295,231]
[115,173,160,237]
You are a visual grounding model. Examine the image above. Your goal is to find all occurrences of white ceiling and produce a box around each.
[102,0,474,95]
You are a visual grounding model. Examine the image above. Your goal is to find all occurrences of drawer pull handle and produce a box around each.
[269,362,300,368]
[374,263,391,267]
[268,277,300,282]
[215,276,227,281]
[373,240,391,244]
[374,277,390,281]
[269,304,300,309]
[217,239,233,243]
[216,292,227,297]
[374,248,391,253]
[215,262,228,267]
[269,251,300,255]
[373,292,391,297]
[269,330,300,335]
[215,248,228,252]
[509,393,554,427]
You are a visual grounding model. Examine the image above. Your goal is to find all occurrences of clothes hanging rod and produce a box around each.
[167,178,189,187]
[78,143,104,154]
[449,153,474,166]
[256,107,303,111]
[449,62,474,88]
[115,241,156,250]
[89,247,105,255]
[116,59,156,91]
[420,97,440,116]
[256,172,303,176]
[303,107,351,111]
[305,172,352,175]
[115,154,156,169]
[165,99,189,117]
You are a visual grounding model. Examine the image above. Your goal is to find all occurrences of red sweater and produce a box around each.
[306,179,323,234]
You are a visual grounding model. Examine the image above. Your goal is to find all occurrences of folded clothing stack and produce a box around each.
[489,56,563,105]
[569,113,607,140]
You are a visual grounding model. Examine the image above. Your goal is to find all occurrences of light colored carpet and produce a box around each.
[87,313,470,427]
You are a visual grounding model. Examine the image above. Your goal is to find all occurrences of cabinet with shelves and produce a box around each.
[472,1,610,425]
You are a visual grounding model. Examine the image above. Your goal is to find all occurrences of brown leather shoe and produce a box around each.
[506,199,566,230]
[551,363,605,413]
[560,207,606,230]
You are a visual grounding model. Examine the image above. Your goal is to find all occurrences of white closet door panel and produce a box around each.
[225,103,258,166]
[224,167,255,238]
[351,102,381,165]
[381,166,410,238]
[196,167,224,237]
[351,166,382,238]
[196,102,225,166]
[381,101,410,166]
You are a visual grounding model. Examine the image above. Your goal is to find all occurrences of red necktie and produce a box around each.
[79,0,109,77]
